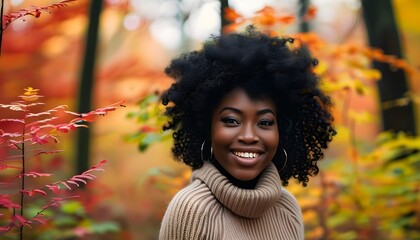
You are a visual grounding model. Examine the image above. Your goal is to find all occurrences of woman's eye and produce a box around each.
[259,119,275,126]
[221,117,239,125]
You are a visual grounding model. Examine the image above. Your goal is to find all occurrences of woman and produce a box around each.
[159,27,336,239]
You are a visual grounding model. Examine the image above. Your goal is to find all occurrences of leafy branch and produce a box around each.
[0,0,76,57]
[0,87,124,238]
[2,0,76,30]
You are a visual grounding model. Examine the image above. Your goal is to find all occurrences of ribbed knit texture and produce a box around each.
[159,162,304,239]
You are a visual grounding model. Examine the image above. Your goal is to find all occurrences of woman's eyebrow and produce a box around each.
[257,109,276,116]
[219,107,275,116]
[220,107,241,114]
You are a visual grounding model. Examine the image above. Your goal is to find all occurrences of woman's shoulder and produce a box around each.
[278,187,302,214]
[162,178,217,222]
[168,178,216,208]
[271,187,304,228]
[159,179,219,239]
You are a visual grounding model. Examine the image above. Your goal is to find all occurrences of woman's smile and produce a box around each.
[211,87,279,181]
[232,151,259,159]
[231,150,262,167]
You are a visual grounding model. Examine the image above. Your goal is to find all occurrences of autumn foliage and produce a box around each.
[1,0,76,30]
[1,1,419,239]
[130,4,420,240]
[0,87,123,237]
[225,5,420,240]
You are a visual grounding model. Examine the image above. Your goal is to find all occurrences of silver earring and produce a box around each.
[279,148,288,171]
[201,140,213,161]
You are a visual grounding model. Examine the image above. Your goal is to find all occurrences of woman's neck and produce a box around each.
[212,159,261,189]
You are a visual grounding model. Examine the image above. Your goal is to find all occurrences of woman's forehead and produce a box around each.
[216,88,276,112]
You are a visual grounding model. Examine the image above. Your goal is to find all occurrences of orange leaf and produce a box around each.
[224,7,242,22]
[255,6,276,15]
[222,22,244,34]
[34,10,41,18]
[304,5,317,21]
[277,15,295,25]
[254,14,276,26]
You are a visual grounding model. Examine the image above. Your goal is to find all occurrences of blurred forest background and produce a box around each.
[0,0,419,239]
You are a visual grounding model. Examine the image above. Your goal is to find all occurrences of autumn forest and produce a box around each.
[1,0,419,239]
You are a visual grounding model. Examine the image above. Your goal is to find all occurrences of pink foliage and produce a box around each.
[0,88,124,234]
[2,0,77,30]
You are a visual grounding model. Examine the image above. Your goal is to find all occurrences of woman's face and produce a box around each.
[211,88,279,181]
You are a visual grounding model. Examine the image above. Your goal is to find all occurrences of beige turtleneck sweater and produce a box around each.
[159,162,304,239]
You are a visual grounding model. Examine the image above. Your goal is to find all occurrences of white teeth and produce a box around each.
[233,151,258,158]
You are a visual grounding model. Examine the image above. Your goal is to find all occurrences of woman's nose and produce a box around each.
[238,123,259,144]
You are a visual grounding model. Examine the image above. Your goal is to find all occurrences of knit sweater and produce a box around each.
[159,162,304,240]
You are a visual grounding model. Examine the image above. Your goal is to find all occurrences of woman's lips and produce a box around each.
[233,151,259,158]
[231,151,261,167]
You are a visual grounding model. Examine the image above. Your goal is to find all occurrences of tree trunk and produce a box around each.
[299,0,310,32]
[361,0,416,134]
[76,0,103,174]
[0,0,5,56]
[220,0,230,33]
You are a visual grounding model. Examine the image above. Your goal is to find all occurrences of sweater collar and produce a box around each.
[192,162,282,218]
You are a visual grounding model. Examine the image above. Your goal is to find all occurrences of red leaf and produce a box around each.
[0,165,22,171]
[26,105,66,118]
[32,149,64,157]
[70,177,87,185]
[0,119,25,134]
[14,215,26,224]
[34,189,47,196]
[13,215,31,227]
[46,185,60,194]
[0,225,13,233]
[68,101,125,123]
[76,174,95,180]
[31,134,50,145]
[0,119,25,124]
[0,103,26,111]
[26,117,59,127]
[60,182,72,190]
[0,132,23,138]
[0,195,21,208]
[66,180,80,186]
[21,172,53,178]
[20,189,46,196]
[55,123,86,133]
[32,216,47,224]
[90,159,107,170]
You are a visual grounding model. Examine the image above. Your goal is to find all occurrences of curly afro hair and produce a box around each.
[161,27,336,186]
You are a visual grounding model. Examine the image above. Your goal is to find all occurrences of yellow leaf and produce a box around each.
[314,61,328,76]
[23,87,40,96]
[382,97,411,109]
[361,69,381,80]
[331,126,351,144]
[348,110,377,124]
[353,79,370,95]
[19,94,41,102]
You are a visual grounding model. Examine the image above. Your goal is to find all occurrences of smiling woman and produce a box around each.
[211,88,279,183]
[158,26,336,239]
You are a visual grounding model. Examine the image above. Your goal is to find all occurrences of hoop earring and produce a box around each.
[279,148,288,171]
[201,140,213,161]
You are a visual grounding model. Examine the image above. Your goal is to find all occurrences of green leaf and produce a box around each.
[138,133,163,152]
[60,201,85,215]
[90,221,120,234]
[54,215,78,227]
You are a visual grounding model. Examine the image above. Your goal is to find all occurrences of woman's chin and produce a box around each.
[231,169,261,181]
